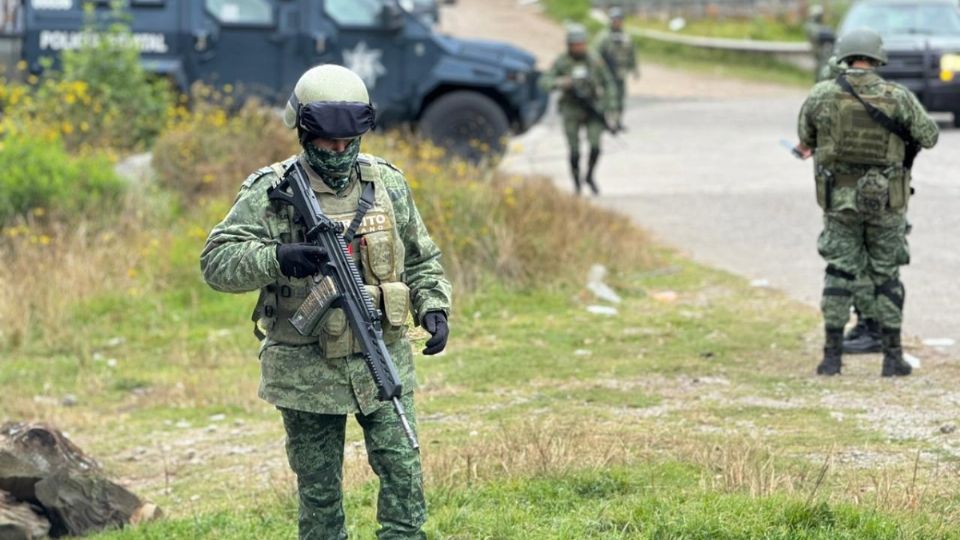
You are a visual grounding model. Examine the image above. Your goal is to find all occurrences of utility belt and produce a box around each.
[816,165,911,212]
[257,281,410,355]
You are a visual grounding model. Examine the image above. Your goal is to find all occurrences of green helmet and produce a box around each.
[608,7,624,21]
[835,28,888,65]
[566,23,588,45]
[282,64,371,130]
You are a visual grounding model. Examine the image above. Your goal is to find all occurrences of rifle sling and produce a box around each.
[344,179,376,244]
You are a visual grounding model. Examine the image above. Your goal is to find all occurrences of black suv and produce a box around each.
[838,0,960,126]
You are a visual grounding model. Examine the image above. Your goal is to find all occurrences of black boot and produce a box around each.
[880,329,912,377]
[569,153,581,195]
[585,147,601,195]
[843,317,881,354]
[817,328,843,376]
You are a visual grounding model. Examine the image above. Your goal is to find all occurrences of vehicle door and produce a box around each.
[0,0,23,79]
[308,0,409,125]
[196,0,297,100]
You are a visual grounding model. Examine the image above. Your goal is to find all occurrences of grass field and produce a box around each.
[4,236,959,537]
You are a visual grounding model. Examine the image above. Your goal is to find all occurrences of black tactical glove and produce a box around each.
[276,243,327,279]
[422,311,449,355]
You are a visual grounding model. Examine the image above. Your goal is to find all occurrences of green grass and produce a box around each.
[631,17,807,42]
[4,240,959,538]
[538,0,814,87]
[94,465,957,539]
[634,36,813,87]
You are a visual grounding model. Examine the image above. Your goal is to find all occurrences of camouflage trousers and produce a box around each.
[561,106,605,156]
[613,77,626,114]
[279,394,425,540]
[817,209,909,331]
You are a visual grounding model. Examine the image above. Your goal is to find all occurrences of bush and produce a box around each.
[0,1,174,153]
[152,88,296,198]
[0,134,124,224]
[154,99,654,294]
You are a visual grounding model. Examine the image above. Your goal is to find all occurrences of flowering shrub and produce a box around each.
[0,2,174,154]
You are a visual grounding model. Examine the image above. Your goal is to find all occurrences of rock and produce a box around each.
[61,395,78,408]
[0,490,50,540]
[941,424,957,435]
[586,305,618,316]
[34,471,142,537]
[129,503,162,526]
[0,423,100,502]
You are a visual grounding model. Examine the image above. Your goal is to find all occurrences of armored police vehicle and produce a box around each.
[4,0,547,158]
[837,0,960,126]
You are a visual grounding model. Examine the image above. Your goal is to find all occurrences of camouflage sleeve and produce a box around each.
[798,83,830,149]
[896,87,939,149]
[200,171,282,293]
[539,56,566,92]
[380,165,453,325]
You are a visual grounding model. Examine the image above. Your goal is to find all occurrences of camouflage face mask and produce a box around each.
[303,138,361,193]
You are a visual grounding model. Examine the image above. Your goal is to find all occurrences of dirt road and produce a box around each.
[442,0,960,354]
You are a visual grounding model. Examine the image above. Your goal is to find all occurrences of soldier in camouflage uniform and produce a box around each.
[200,65,452,539]
[541,23,618,195]
[592,7,639,126]
[816,53,885,355]
[795,29,938,377]
[805,5,835,82]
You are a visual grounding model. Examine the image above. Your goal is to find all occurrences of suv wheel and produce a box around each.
[419,91,510,162]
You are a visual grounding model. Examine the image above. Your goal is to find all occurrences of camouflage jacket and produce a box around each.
[200,152,452,415]
[540,51,618,115]
[798,68,939,211]
[591,29,638,79]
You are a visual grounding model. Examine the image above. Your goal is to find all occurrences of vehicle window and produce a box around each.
[205,0,274,26]
[325,0,381,27]
[842,3,960,36]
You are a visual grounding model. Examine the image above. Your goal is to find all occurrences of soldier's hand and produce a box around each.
[422,311,448,355]
[276,243,328,278]
[796,143,813,160]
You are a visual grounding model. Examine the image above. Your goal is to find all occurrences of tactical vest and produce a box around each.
[815,84,909,210]
[254,154,409,357]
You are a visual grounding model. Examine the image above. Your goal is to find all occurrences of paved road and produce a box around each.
[502,93,960,353]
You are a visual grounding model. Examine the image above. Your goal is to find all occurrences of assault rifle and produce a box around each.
[267,162,419,450]
[568,86,621,134]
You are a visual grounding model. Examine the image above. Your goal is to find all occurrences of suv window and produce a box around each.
[842,2,960,36]
[325,0,381,27]
[205,0,274,26]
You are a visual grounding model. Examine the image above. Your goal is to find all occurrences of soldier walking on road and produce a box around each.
[795,29,938,377]
[201,64,452,539]
[542,24,618,195]
[592,7,639,128]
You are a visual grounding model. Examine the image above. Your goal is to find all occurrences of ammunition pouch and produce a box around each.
[856,169,890,214]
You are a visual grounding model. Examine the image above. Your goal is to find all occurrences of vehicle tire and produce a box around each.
[418,91,510,163]
[953,112,960,128]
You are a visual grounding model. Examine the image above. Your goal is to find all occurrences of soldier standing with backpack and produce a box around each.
[794,29,938,377]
